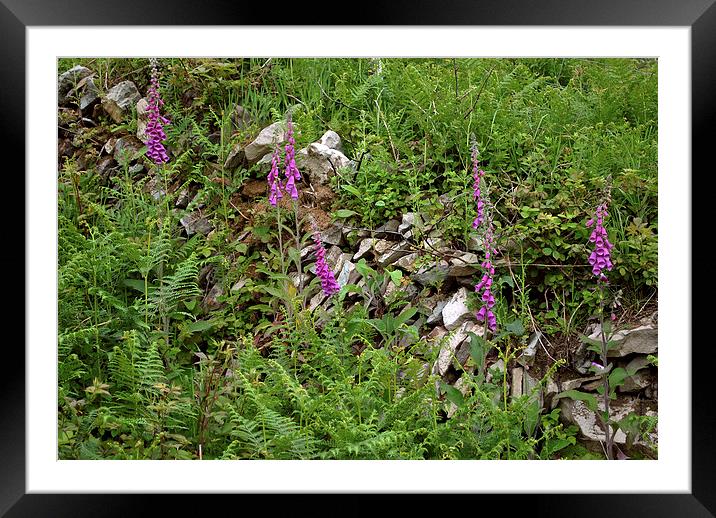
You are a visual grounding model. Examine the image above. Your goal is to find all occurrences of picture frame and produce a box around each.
[7,0,708,514]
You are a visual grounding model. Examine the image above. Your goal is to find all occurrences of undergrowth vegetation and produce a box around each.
[58,57,657,460]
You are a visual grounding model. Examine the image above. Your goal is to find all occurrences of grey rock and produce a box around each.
[203,284,224,311]
[577,324,658,368]
[375,219,401,239]
[175,188,194,209]
[102,80,141,123]
[289,272,312,289]
[559,398,636,445]
[308,290,327,312]
[467,236,484,252]
[58,65,92,104]
[609,326,658,357]
[398,212,419,236]
[128,163,144,175]
[511,367,524,398]
[180,212,214,236]
[144,176,165,199]
[442,288,474,331]
[353,238,375,260]
[412,263,450,286]
[423,237,446,252]
[561,375,602,392]
[231,105,252,131]
[317,130,343,152]
[517,331,543,367]
[426,298,449,326]
[446,376,472,418]
[374,239,411,266]
[96,156,116,177]
[336,259,356,288]
[78,78,100,112]
[433,321,478,376]
[296,142,353,186]
[321,223,344,247]
[244,122,286,164]
[448,252,479,277]
[620,356,654,392]
[394,252,420,273]
[136,98,150,141]
[231,279,248,292]
[223,143,245,170]
[113,136,144,163]
[384,279,419,301]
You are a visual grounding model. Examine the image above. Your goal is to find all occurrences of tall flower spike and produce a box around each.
[144,58,170,165]
[474,211,497,332]
[267,145,283,207]
[284,117,301,200]
[313,232,340,297]
[586,202,614,282]
[471,143,486,229]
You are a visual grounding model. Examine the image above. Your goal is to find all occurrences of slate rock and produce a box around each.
[102,80,141,123]
[244,122,286,164]
[180,212,214,236]
[317,130,343,152]
[58,65,93,105]
[223,143,245,170]
[297,143,353,186]
[412,263,450,286]
[442,288,474,331]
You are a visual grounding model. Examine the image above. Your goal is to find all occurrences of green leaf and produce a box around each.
[442,382,465,408]
[375,200,386,207]
[506,319,525,336]
[388,269,403,285]
[123,278,149,293]
[342,184,361,197]
[554,390,598,412]
[608,367,629,389]
[185,320,215,334]
[468,332,487,372]
[394,307,418,329]
[334,209,358,218]
[499,275,514,288]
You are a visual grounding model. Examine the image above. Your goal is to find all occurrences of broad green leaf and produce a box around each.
[393,307,418,328]
[342,184,361,197]
[608,367,629,389]
[506,319,525,336]
[388,269,403,285]
[442,383,465,408]
[554,389,598,412]
[123,278,149,293]
[334,209,358,218]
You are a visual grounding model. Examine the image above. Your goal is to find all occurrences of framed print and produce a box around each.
[7,0,710,515]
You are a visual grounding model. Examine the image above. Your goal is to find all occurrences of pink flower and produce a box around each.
[267,146,283,206]
[144,59,170,165]
[587,202,614,281]
[313,232,339,297]
[284,118,301,200]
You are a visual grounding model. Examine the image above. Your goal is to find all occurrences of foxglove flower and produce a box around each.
[471,144,486,229]
[313,232,340,297]
[474,216,497,332]
[283,117,301,200]
[145,58,170,165]
[586,202,614,281]
[267,145,283,206]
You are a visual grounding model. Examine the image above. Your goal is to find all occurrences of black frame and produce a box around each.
[6,1,709,516]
